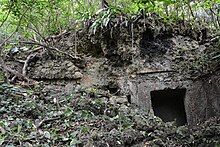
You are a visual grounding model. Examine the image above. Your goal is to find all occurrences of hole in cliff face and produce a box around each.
[150,89,187,126]
[104,81,120,95]
[139,28,170,57]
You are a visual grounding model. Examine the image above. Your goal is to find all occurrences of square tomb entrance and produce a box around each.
[150,88,187,126]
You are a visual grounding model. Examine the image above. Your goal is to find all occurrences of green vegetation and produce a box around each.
[1,0,220,36]
[0,1,220,146]
[0,83,219,146]
[1,0,220,60]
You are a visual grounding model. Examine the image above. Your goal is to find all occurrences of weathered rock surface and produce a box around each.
[28,60,82,80]
[3,15,218,127]
[109,96,128,105]
[186,70,220,125]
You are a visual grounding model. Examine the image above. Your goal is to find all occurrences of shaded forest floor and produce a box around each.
[0,82,220,146]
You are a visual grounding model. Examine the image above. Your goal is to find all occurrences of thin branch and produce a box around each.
[186,0,195,20]
[0,58,32,82]
[21,41,81,60]
[136,70,176,75]
[45,29,69,41]
[0,30,16,48]
[0,8,28,49]
[26,46,43,54]
[22,53,38,77]
[0,4,12,28]
[28,23,47,42]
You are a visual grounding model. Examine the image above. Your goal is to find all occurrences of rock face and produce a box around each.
[119,70,220,126]
[20,16,219,126]
[24,33,219,126]
[113,32,218,126]
[28,60,83,80]
[0,69,5,83]
[186,71,220,125]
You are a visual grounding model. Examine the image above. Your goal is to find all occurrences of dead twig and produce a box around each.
[137,70,176,75]
[26,46,43,54]
[0,58,33,82]
[46,30,69,40]
[22,53,38,77]
[28,23,47,43]
[36,117,61,128]
[11,76,17,82]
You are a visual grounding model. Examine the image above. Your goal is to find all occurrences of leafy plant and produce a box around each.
[0,0,220,39]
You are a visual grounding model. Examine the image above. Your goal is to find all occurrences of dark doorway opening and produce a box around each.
[150,88,187,126]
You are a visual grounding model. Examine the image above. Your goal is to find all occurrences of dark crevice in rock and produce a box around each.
[126,95,131,104]
[139,30,172,57]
